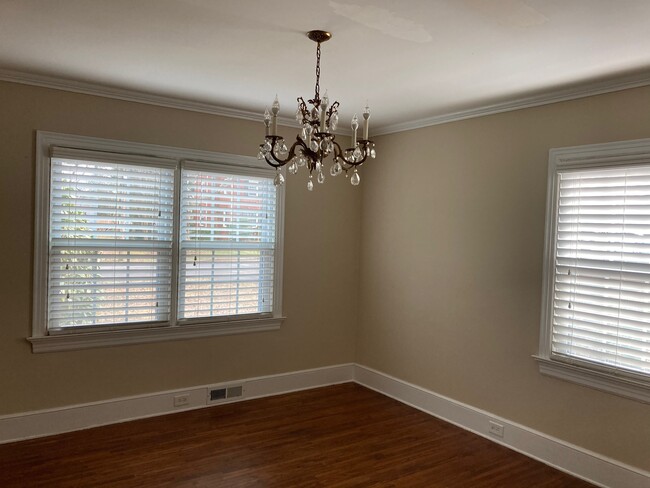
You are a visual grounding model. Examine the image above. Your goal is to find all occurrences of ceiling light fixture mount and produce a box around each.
[307,29,332,43]
[258,30,376,190]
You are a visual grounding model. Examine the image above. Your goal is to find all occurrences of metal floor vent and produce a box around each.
[209,385,243,403]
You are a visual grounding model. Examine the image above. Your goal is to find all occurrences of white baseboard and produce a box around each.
[353,364,650,488]
[0,363,355,444]
[1,362,647,488]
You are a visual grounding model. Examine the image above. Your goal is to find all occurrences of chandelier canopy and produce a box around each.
[258,30,376,190]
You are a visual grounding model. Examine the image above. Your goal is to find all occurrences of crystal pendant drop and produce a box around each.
[320,138,333,154]
[310,140,319,152]
[263,140,272,152]
[307,177,314,191]
[317,171,325,184]
[330,160,342,176]
[351,170,361,186]
[370,148,376,158]
[353,147,363,161]
[297,156,306,167]
[331,112,339,130]
[257,148,264,160]
[288,161,298,175]
[315,161,322,172]
[275,141,285,157]
[300,127,308,140]
[295,107,303,122]
[273,170,285,187]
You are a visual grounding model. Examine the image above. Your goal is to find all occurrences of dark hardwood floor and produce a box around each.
[0,383,594,487]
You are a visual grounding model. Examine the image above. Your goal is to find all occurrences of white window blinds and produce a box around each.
[48,151,175,330]
[178,167,276,320]
[553,165,650,375]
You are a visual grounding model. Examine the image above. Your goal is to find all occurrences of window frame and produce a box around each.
[30,131,285,353]
[537,138,650,404]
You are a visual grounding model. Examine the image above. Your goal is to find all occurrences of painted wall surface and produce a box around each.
[357,86,650,471]
[2,78,650,474]
[0,81,360,414]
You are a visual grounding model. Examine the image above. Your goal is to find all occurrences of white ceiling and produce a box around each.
[1,0,650,133]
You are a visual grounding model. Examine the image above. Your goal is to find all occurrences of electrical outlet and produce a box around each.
[173,394,190,407]
[488,420,504,438]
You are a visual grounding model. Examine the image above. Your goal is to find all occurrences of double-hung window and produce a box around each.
[538,138,650,403]
[31,132,284,352]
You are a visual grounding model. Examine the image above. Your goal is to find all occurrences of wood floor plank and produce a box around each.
[0,383,595,487]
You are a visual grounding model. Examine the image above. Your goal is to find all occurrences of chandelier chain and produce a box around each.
[314,42,321,102]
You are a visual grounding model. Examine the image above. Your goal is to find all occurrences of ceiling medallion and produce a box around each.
[258,30,376,190]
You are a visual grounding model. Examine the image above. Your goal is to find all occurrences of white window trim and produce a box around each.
[30,131,285,353]
[537,137,650,404]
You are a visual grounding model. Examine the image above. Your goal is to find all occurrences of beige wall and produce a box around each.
[357,86,650,471]
[2,78,649,472]
[0,81,360,414]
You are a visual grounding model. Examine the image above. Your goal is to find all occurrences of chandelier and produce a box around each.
[258,30,376,190]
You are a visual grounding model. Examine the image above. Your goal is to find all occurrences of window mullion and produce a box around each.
[170,164,182,327]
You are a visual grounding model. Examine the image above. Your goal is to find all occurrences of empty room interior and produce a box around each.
[0,1,649,487]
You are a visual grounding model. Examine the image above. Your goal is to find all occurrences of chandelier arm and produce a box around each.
[332,139,356,167]
[326,101,339,119]
[331,138,343,159]
[331,139,371,167]
[262,136,306,168]
[297,97,309,125]
[324,101,339,128]
[331,141,352,173]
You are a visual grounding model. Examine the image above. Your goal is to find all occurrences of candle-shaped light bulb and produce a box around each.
[320,90,329,132]
[271,95,280,135]
[351,113,359,146]
[322,91,329,108]
[362,105,370,140]
[263,107,271,136]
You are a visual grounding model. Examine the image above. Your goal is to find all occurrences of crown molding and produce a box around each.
[0,68,303,129]
[371,71,650,137]
[3,68,650,138]
[0,68,353,136]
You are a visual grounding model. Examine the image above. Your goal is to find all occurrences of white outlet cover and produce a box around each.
[173,394,190,407]
[489,420,504,438]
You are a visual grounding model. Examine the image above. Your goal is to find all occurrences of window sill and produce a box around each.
[534,355,650,404]
[28,316,285,353]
